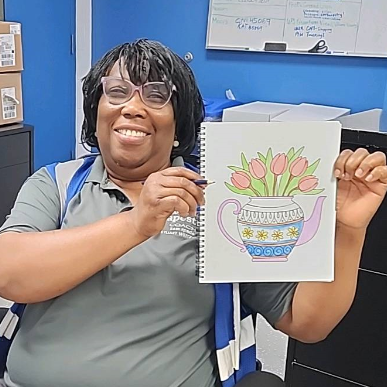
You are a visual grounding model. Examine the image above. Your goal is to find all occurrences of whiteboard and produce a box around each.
[206,0,387,57]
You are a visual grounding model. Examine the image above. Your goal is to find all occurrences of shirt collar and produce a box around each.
[85,154,194,188]
[85,155,108,185]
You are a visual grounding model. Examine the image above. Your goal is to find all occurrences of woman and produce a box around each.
[0,39,386,387]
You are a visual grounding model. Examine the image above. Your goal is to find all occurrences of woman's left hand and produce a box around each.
[335,148,387,229]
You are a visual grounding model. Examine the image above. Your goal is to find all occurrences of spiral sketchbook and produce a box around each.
[197,121,342,283]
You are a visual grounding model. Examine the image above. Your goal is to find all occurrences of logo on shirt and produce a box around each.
[161,212,197,239]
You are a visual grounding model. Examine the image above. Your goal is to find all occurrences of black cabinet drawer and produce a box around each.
[0,132,30,169]
[289,270,387,387]
[0,163,29,225]
[288,363,370,387]
[361,195,387,274]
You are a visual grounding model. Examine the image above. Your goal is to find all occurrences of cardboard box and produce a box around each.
[338,109,382,132]
[0,72,23,125]
[272,103,350,122]
[0,22,23,72]
[222,101,295,122]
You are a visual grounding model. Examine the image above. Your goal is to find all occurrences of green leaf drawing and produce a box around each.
[272,147,298,196]
[226,147,322,198]
[278,172,291,196]
[291,146,305,162]
[286,147,295,161]
[241,152,249,171]
[264,148,274,196]
[283,177,300,196]
[257,152,266,164]
[250,177,266,196]
[280,148,315,196]
[225,182,256,196]
[304,159,320,176]
[282,159,321,196]
[228,165,247,173]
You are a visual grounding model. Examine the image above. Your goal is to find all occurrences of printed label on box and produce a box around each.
[10,24,21,35]
[1,87,18,120]
[0,34,15,67]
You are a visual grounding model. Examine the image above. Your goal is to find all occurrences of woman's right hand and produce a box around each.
[130,167,205,238]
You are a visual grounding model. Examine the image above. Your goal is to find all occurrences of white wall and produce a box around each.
[75,0,92,158]
[256,314,289,379]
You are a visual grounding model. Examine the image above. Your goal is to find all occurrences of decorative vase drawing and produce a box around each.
[218,196,325,262]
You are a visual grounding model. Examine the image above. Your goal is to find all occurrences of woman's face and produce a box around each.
[96,61,176,181]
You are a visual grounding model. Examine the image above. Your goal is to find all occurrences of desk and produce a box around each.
[285,129,387,387]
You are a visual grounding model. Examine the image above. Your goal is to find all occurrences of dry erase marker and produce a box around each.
[326,50,348,55]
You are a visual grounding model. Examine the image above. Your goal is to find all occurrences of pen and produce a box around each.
[192,179,215,186]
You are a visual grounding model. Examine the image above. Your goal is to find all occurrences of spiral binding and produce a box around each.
[196,126,207,279]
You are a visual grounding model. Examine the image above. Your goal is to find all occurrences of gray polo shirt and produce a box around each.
[0,156,295,387]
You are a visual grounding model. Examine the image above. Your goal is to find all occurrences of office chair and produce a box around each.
[235,370,285,386]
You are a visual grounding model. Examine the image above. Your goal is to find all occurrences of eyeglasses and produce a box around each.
[101,76,176,109]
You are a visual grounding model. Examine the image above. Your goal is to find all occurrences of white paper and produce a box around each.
[10,24,21,35]
[199,121,341,283]
[1,87,17,120]
[0,34,15,67]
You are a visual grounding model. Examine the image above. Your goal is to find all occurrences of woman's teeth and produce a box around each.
[117,129,146,137]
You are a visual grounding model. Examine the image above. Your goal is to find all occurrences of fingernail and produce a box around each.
[334,169,341,178]
[344,173,351,180]
[355,168,364,178]
[366,174,373,182]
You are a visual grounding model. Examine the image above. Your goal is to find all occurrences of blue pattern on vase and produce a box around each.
[246,244,295,258]
[236,197,305,261]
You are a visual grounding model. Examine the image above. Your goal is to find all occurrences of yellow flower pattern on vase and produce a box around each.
[242,227,254,239]
[256,230,268,241]
[287,226,299,239]
[272,230,283,241]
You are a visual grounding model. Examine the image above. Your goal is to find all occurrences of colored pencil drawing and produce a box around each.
[217,147,326,262]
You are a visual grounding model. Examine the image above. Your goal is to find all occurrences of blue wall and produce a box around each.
[5,0,76,169]
[93,0,387,114]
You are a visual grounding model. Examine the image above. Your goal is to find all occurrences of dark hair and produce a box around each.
[81,39,204,159]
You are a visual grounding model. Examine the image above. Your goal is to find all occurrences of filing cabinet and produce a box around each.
[0,124,33,226]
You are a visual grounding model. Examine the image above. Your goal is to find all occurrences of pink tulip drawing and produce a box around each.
[225,147,324,198]
[290,157,308,177]
[231,171,260,196]
[231,171,251,190]
[270,153,288,195]
[249,158,269,196]
[282,157,309,195]
[270,153,288,175]
[298,176,319,192]
[249,158,266,179]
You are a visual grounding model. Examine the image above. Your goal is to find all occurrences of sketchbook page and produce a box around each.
[272,104,350,122]
[198,121,341,283]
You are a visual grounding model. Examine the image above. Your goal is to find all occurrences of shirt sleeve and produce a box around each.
[0,167,60,233]
[240,282,297,326]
